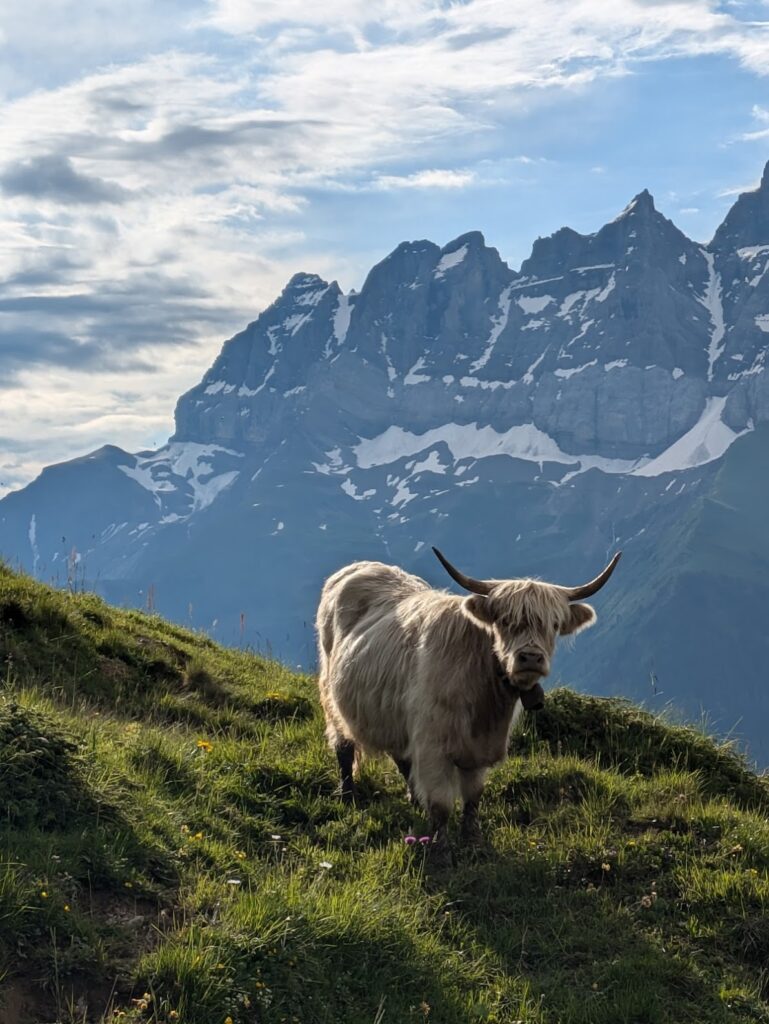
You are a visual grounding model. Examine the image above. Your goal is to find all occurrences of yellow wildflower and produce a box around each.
[63,904,70,912]
[197,739,213,753]
[224,1017,234,1024]
[193,831,204,841]
[40,891,48,899]
[236,850,247,860]
[169,1014,179,1021]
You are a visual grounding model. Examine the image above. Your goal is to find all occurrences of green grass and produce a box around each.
[2,563,769,1023]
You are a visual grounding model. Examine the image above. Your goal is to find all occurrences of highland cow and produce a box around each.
[316,547,620,852]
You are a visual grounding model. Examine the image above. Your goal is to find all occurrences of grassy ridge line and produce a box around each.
[1,563,769,1024]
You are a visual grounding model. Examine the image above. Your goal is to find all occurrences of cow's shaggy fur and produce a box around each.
[316,556,616,846]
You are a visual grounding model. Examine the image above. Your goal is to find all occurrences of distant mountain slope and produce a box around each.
[2,162,769,757]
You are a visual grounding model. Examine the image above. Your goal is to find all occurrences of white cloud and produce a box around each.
[739,103,769,141]
[373,168,476,190]
[717,181,761,196]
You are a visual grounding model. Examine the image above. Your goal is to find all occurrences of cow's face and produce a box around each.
[463,582,596,687]
[431,547,621,695]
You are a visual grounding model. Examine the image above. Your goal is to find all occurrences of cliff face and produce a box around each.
[172,175,769,464]
[3,165,769,758]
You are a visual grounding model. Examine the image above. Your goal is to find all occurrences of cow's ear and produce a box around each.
[561,602,596,635]
[464,595,495,626]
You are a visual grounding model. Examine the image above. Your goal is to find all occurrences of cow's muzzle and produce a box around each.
[516,648,547,673]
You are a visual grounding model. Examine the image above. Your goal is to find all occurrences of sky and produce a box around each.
[1,0,768,497]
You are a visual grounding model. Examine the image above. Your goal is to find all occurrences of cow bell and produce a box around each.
[519,682,545,711]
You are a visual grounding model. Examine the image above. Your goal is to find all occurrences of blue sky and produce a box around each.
[1,0,768,495]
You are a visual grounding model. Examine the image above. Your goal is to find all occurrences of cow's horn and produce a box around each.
[432,547,492,596]
[565,552,622,601]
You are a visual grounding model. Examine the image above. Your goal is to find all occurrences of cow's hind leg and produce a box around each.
[393,756,413,802]
[318,667,357,805]
[335,738,357,804]
[458,767,489,844]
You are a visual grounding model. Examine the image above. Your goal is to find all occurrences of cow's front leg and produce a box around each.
[335,738,357,804]
[460,800,482,844]
[459,767,488,844]
[412,749,456,866]
[427,803,451,866]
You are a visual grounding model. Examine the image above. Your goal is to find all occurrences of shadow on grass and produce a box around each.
[143,893,497,1024]
[437,849,756,1024]
[0,701,179,994]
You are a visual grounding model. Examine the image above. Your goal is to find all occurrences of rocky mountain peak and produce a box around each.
[521,188,694,293]
[620,188,655,216]
[711,160,769,253]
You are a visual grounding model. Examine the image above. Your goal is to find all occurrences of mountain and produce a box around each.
[2,164,769,757]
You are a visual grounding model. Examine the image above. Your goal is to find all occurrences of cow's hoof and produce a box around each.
[427,839,454,870]
[460,818,484,845]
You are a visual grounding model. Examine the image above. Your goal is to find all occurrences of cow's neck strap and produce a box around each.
[493,657,518,700]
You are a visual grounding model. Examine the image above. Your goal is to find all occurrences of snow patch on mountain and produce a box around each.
[119,443,242,514]
[405,357,430,385]
[341,478,375,500]
[434,244,468,278]
[295,286,329,307]
[700,250,726,381]
[635,397,750,477]
[596,271,616,302]
[352,422,646,479]
[471,285,514,371]
[517,293,553,315]
[523,351,547,384]
[410,450,447,475]
[331,293,353,348]
[460,376,515,390]
[737,246,769,260]
[554,360,597,379]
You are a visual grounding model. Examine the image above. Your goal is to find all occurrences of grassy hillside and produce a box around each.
[2,566,769,1024]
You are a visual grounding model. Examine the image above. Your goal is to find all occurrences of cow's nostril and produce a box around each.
[518,650,544,667]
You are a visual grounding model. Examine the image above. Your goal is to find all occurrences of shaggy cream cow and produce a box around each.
[316,547,620,850]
